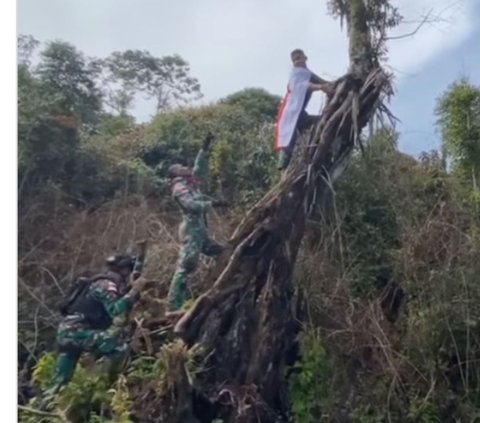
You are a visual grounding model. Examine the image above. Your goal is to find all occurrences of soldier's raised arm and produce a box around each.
[193,133,215,181]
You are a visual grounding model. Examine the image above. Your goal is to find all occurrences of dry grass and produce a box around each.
[17,188,237,384]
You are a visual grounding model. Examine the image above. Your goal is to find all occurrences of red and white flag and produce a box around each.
[275,67,312,150]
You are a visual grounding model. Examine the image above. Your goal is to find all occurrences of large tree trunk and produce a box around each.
[140,2,392,421]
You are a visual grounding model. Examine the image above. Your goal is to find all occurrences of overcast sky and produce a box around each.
[17,0,480,156]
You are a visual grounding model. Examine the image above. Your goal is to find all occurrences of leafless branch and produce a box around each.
[41,266,65,295]
[386,9,433,40]
[18,277,60,322]
[32,306,40,360]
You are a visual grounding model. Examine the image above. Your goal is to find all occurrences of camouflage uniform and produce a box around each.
[167,148,223,311]
[52,272,139,391]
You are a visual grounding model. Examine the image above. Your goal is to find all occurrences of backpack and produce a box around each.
[59,274,118,329]
[59,276,93,317]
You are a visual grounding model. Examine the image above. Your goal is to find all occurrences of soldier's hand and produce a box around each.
[212,199,229,208]
[130,275,148,293]
[202,132,215,150]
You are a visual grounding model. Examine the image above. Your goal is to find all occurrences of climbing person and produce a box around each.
[275,49,334,170]
[166,132,227,316]
[46,254,148,395]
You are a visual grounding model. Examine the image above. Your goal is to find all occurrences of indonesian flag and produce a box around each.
[275,67,312,150]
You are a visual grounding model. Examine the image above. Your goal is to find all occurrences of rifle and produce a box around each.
[132,241,158,289]
[132,240,148,281]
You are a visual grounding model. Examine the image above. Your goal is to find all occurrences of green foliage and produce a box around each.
[128,341,202,393]
[140,102,277,203]
[98,114,136,137]
[23,354,137,423]
[32,353,57,391]
[297,123,480,421]
[19,115,80,187]
[407,397,440,423]
[351,404,385,423]
[18,39,94,196]
[61,138,159,206]
[17,34,40,68]
[17,36,278,208]
[18,36,206,203]
[109,376,133,422]
[18,59,80,187]
[221,87,282,123]
[36,40,103,127]
[436,78,480,199]
[127,355,164,383]
[334,130,402,297]
[289,329,334,423]
[58,369,111,422]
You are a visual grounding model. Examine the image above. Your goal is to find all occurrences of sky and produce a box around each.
[17,0,480,158]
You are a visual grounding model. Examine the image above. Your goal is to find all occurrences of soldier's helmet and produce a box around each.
[168,164,185,178]
[105,254,135,271]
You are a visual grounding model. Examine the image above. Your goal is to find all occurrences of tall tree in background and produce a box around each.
[36,40,103,127]
[436,79,480,201]
[17,34,40,69]
[18,38,85,191]
[102,50,202,115]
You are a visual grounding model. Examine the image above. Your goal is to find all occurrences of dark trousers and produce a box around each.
[278,111,320,170]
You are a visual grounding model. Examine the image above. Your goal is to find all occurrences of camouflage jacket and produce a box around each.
[172,149,213,232]
[64,272,138,329]
[88,273,138,324]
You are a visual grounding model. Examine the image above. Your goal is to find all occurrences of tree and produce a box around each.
[102,50,202,115]
[436,79,480,199]
[134,0,398,421]
[17,34,40,69]
[221,88,282,123]
[18,39,105,196]
[18,39,81,193]
[36,40,103,127]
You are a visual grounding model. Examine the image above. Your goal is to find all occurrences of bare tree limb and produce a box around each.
[18,277,60,322]
[386,9,433,40]
[41,266,65,295]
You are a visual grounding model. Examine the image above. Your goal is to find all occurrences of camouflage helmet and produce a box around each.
[105,254,135,271]
[168,164,185,178]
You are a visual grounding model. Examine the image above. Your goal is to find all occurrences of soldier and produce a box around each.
[167,133,227,315]
[47,255,147,394]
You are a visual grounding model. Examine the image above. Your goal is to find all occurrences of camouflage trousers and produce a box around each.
[167,225,223,311]
[52,314,128,391]
[57,314,127,355]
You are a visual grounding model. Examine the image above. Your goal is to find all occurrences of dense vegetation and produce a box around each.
[17,31,480,422]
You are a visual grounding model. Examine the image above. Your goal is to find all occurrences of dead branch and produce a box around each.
[386,9,433,40]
